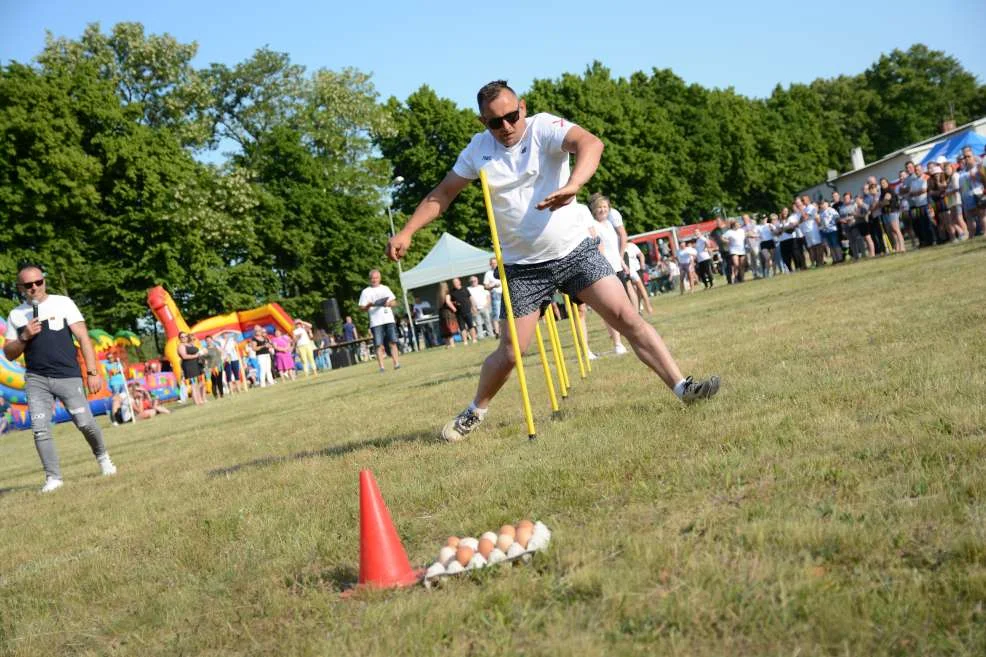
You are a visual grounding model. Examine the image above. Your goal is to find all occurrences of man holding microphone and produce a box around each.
[4,265,117,492]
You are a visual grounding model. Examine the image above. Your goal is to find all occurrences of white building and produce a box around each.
[798,116,986,200]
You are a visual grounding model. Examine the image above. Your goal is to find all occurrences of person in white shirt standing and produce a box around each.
[482,257,502,338]
[292,319,317,377]
[4,265,116,493]
[467,276,494,339]
[590,197,630,356]
[358,269,401,373]
[723,220,748,283]
[387,80,719,441]
[676,238,698,294]
[694,233,714,289]
[623,240,653,315]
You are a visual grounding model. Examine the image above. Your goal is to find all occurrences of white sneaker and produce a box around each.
[614,344,628,356]
[441,408,485,443]
[587,351,599,361]
[41,477,64,493]
[97,455,117,476]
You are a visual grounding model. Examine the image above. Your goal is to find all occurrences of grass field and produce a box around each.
[2,242,985,656]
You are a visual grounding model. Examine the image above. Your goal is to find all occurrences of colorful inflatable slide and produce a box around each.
[146,285,294,376]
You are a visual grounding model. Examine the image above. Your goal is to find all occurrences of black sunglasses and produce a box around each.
[486,107,521,130]
[20,279,45,289]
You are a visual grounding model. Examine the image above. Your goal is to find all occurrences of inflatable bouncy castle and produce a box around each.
[0,317,180,430]
[146,286,294,376]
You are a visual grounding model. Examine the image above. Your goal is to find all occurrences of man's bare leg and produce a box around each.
[578,276,683,389]
[473,311,540,408]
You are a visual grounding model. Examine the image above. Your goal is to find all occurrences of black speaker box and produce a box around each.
[322,298,341,324]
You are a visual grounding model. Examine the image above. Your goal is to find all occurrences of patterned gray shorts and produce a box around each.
[501,237,615,319]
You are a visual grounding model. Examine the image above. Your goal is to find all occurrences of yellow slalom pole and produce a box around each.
[563,294,588,380]
[479,169,536,440]
[544,308,570,397]
[575,304,592,374]
[534,323,560,418]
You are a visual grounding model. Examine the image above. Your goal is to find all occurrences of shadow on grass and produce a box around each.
[410,370,478,389]
[206,429,435,478]
[0,484,35,497]
[286,563,359,594]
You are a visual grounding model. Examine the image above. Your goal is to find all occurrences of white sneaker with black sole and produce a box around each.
[680,376,721,404]
[441,408,484,443]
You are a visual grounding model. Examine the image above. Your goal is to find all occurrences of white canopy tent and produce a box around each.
[399,232,494,290]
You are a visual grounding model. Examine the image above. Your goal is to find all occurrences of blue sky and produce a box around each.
[2,0,984,110]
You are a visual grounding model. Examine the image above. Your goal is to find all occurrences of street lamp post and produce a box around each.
[387,176,417,350]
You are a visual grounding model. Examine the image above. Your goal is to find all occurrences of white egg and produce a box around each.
[526,535,545,552]
[438,546,457,566]
[533,521,550,540]
[459,537,479,551]
[425,562,446,579]
[468,553,487,569]
[445,560,465,575]
[488,548,507,564]
[480,531,498,544]
[506,542,525,559]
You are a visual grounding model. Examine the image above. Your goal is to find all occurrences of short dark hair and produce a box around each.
[477,80,515,112]
[17,263,45,277]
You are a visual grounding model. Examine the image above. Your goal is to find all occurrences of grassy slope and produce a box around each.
[1,242,984,656]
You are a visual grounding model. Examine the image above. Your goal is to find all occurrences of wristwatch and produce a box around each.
[87,369,99,376]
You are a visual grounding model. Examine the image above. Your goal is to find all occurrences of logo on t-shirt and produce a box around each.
[482,155,492,161]
[521,147,528,154]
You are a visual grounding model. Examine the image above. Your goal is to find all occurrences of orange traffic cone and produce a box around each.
[357,469,420,589]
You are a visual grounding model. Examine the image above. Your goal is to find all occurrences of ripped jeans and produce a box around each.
[26,373,107,480]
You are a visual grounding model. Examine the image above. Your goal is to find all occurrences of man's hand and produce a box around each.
[87,374,103,395]
[20,319,42,341]
[536,183,580,211]
[387,231,412,262]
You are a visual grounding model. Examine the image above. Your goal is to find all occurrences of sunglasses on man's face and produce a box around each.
[20,279,44,289]
[485,107,521,130]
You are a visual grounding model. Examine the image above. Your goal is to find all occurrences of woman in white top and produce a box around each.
[723,220,748,284]
[943,161,969,242]
[590,198,628,355]
[694,234,715,289]
[676,239,698,295]
[799,211,825,267]
[757,216,776,277]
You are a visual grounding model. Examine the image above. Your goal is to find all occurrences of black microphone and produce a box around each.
[31,299,39,320]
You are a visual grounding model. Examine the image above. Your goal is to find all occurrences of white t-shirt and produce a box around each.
[482,269,502,293]
[758,223,775,242]
[452,113,581,264]
[667,261,680,277]
[358,284,396,328]
[221,334,241,361]
[293,325,312,347]
[6,294,86,379]
[694,236,712,262]
[624,242,644,273]
[608,207,624,229]
[724,229,747,256]
[595,217,623,272]
[677,246,697,266]
[467,285,490,311]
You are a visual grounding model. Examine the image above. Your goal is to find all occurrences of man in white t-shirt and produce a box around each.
[386,80,719,441]
[482,257,502,338]
[4,265,116,492]
[357,269,401,372]
[467,275,494,339]
[623,241,653,315]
